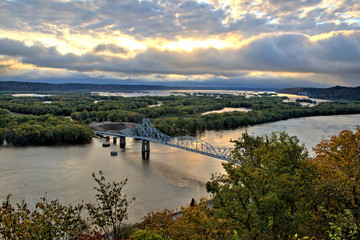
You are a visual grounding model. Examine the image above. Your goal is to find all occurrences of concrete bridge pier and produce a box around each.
[120,136,126,148]
[142,140,150,160]
[113,137,117,144]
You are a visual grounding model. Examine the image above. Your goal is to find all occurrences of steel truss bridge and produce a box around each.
[94,119,233,161]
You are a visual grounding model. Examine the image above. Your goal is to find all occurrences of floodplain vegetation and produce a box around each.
[1,93,360,144]
[0,127,359,239]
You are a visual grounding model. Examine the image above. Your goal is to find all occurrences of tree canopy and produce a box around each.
[206,132,316,239]
[0,111,93,145]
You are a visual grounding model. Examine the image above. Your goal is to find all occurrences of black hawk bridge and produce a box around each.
[94,119,233,161]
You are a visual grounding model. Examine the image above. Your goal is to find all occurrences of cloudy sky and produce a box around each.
[0,0,359,88]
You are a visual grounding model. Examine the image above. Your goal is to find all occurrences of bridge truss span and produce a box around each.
[168,136,232,160]
[95,119,233,161]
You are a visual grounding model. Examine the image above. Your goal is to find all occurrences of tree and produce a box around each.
[134,209,176,237]
[134,199,232,239]
[206,131,316,239]
[86,171,135,239]
[0,194,87,239]
[169,199,232,239]
[309,127,360,238]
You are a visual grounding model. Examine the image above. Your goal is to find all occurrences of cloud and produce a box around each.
[93,44,128,54]
[1,0,358,40]
[1,31,359,82]
[0,38,47,57]
[316,33,360,62]
[0,64,11,75]
[0,0,359,87]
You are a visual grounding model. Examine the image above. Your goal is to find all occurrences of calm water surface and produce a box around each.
[203,114,360,156]
[0,114,359,222]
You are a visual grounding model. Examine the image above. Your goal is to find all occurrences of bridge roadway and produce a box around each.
[94,119,233,161]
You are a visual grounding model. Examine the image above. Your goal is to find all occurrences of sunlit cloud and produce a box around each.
[0,0,359,87]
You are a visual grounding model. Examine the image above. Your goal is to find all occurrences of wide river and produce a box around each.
[0,114,359,223]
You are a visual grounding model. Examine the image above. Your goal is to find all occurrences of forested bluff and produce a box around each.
[277,85,360,101]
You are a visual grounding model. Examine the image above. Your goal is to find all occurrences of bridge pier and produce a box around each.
[142,140,150,160]
[113,137,117,144]
[120,136,126,148]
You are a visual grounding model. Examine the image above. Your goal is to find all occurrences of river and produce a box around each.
[0,114,359,223]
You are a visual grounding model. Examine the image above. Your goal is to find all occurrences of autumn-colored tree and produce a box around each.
[309,127,360,238]
[0,194,87,240]
[131,228,167,240]
[134,209,176,237]
[169,199,233,239]
[134,199,232,239]
[206,132,316,239]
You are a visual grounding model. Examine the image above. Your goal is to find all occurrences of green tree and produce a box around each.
[86,171,135,239]
[326,209,359,240]
[131,228,168,240]
[206,131,316,239]
[0,194,87,239]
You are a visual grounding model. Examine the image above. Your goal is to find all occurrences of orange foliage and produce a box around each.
[309,126,360,221]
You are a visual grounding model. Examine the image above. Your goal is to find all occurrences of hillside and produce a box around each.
[277,86,360,100]
[0,81,186,92]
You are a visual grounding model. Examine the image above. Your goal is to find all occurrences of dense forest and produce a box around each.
[1,92,360,144]
[0,109,93,145]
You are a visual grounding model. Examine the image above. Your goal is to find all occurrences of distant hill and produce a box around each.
[0,81,278,92]
[277,86,360,101]
[0,81,187,92]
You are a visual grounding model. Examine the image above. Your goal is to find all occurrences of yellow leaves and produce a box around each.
[309,127,360,229]
[312,127,360,176]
